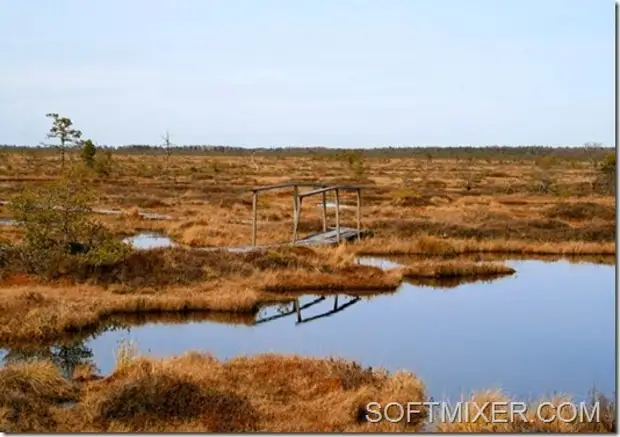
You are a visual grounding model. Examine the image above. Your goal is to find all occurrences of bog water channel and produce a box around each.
[1,232,615,402]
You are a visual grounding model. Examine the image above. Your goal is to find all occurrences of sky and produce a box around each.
[0,0,615,147]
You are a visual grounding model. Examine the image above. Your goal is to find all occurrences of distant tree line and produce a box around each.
[0,143,613,161]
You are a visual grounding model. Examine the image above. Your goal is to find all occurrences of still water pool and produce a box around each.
[5,258,611,401]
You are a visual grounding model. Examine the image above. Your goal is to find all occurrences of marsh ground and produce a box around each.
[0,149,615,250]
[0,147,615,432]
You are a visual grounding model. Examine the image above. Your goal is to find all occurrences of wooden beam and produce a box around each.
[298,185,361,198]
[251,181,327,193]
[335,189,340,244]
[321,191,327,232]
[298,186,336,198]
[356,188,361,242]
[251,191,258,246]
[292,185,299,244]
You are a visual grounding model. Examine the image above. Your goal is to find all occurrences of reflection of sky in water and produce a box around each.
[122,232,175,250]
[0,256,612,402]
[356,256,404,270]
[77,260,616,402]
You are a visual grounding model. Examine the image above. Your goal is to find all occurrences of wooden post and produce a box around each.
[292,185,299,244]
[251,190,258,247]
[333,296,338,311]
[321,191,327,232]
[356,188,361,242]
[293,197,303,244]
[335,189,340,244]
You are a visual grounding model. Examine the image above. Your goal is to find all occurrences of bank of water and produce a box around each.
[2,258,612,402]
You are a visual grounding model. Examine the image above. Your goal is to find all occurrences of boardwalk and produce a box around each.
[192,227,370,254]
[297,226,371,245]
[249,181,367,247]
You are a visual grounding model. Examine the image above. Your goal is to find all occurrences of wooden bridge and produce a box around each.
[249,181,369,247]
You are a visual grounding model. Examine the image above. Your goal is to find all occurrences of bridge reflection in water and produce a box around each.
[254,295,361,326]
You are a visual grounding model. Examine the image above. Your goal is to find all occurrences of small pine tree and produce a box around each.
[80,139,97,168]
[45,113,82,171]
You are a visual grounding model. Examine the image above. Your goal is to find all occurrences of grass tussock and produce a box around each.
[9,353,428,432]
[0,361,78,432]
[401,260,516,279]
[0,353,614,433]
[261,265,403,293]
[544,202,615,222]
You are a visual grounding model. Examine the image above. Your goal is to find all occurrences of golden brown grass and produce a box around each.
[353,235,615,257]
[0,352,613,433]
[0,282,264,346]
[400,260,516,279]
[0,244,518,345]
[0,352,428,432]
[1,152,615,251]
[391,252,617,266]
[0,360,79,432]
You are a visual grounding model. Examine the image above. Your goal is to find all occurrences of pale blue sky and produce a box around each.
[0,0,615,147]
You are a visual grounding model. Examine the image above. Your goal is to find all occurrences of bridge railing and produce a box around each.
[249,181,363,246]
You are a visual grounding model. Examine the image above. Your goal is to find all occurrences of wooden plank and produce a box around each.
[298,227,365,244]
[251,181,327,193]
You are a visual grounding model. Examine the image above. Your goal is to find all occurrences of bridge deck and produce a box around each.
[195,226,370,253]
[297,226,371,245]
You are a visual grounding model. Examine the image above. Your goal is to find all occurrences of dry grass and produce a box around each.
[0,352,613,433]
[353,235,615,257]
[1,152,615,252]
[0,360,78,432]
[0,281,265,346]
[0,352,428,432]
[0,244,518,345]
[261,265,403,293]
[391,252,617,266]
[401,260,516,279]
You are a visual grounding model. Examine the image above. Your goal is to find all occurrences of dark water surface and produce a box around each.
[5,257,610,401]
